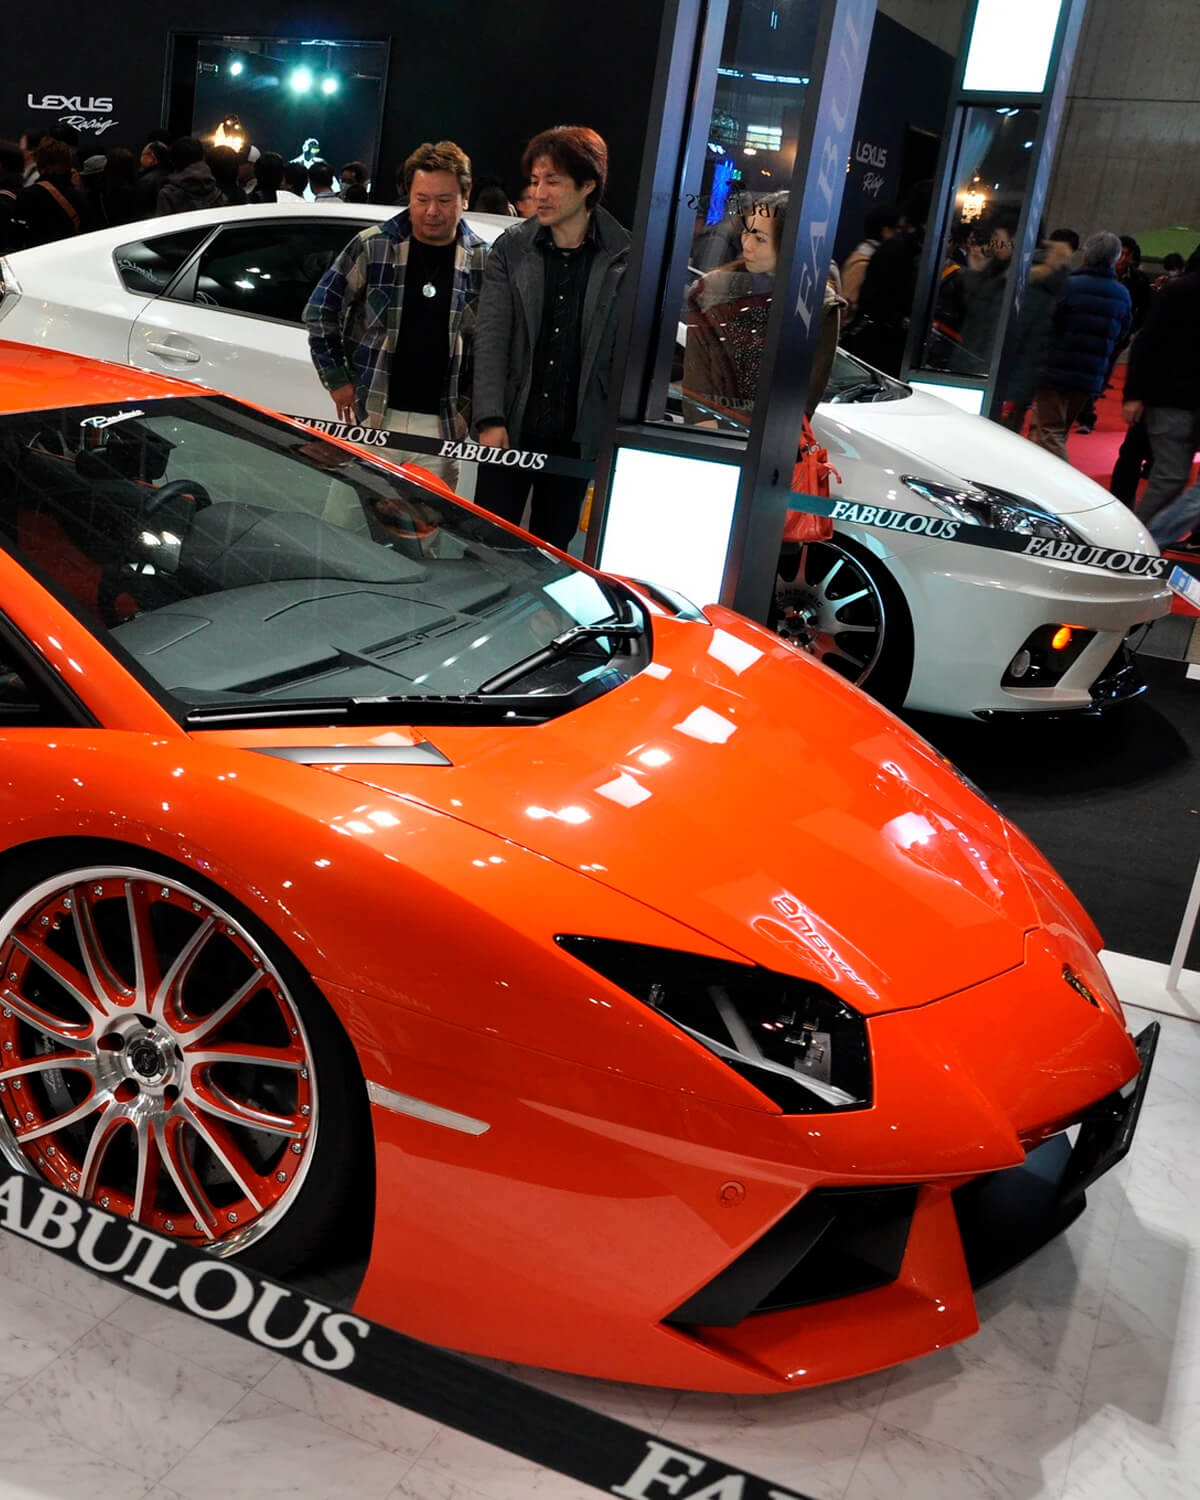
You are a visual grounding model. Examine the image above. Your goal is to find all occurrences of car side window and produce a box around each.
[113,228,211,296]
[0,618,77,727]
[184,221,370,326]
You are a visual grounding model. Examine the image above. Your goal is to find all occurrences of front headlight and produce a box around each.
[556,935,871,1113]
[902,475,1084,543]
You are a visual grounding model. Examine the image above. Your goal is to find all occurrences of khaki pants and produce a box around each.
[1030,389,1087,461]
[382,409,459,492]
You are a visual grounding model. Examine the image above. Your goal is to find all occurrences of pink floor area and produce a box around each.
[1064,363,1136,486]
[1055,364,1198,499]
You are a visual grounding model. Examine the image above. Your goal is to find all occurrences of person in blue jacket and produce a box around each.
[1029,231,1131,462]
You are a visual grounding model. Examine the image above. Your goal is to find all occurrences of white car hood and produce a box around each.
[816,388,1124,518]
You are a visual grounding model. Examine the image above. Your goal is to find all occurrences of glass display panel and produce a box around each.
[915,106,1040,379]
[647,0,819,432]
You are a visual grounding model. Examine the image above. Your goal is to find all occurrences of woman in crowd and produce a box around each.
[682,195,787,428]
[8,138,84,248]
[682,193,840,428]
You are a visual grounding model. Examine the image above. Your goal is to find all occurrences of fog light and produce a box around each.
[1009,649,1032,679]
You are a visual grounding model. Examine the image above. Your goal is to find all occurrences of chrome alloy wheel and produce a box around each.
[774,540,887,685]
[0,867,318,1255]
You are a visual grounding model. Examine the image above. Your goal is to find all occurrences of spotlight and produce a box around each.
[289,67,313,94]
[213,114,245,152]
[229,59,244,77]
[321,76,339,95]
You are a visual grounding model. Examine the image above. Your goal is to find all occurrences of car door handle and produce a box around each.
[145,342,201,362]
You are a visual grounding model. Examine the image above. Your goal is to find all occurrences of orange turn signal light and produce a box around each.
[1051,626,1076,651]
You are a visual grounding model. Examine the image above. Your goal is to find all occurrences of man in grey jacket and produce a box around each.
[472,125,628,549]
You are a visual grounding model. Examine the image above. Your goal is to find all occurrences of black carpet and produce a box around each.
[904,657,1200,970]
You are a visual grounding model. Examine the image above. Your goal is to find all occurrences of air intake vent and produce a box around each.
[666,1184,917,1328]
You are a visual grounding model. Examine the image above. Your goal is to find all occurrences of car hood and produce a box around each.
[816,387,1130,519]
[226,609,1043,1016]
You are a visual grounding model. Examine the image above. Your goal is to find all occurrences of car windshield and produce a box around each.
[667,345,908,433]
[822,349,909,404]
[0,397,648,725]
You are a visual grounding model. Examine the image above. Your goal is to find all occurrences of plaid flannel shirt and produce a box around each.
[303,211,488,436]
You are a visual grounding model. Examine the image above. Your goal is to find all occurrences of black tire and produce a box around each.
[774,533,913,708]
[0,839,372,1278]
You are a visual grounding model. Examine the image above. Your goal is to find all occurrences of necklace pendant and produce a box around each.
[422,281,437,299]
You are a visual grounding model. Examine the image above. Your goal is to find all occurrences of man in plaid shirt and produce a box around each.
[304,139,489,490]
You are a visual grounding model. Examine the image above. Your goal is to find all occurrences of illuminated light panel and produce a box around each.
[962,0,1062,94]
[909,381,986,416]
[599,448,738,608]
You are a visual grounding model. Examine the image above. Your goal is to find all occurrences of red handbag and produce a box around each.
[784,416,841,543]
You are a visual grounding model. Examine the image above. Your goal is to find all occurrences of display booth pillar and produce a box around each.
[585,0,877,624]
[900,0,1090,418]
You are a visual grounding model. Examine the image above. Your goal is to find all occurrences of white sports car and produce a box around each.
[0,202,1169,718]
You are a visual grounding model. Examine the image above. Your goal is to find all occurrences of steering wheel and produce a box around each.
[142,478,212,521]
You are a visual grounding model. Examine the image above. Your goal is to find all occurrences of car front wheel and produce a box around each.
[774,535,913,706]
[0,846,368,1276]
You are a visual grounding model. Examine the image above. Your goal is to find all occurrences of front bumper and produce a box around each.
[341,934,1152,1393]
[880,539,1170,717]
[665,1025,1157,1369]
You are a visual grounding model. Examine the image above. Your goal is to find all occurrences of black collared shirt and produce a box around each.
[388,236,455,414]
[522,220,597,450]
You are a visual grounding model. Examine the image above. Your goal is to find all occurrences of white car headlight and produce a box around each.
[902,476,1085,544]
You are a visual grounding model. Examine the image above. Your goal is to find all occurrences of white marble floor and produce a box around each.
[1,954,1198,1500]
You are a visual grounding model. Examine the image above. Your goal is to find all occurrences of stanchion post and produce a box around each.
[1166,849,1200,993]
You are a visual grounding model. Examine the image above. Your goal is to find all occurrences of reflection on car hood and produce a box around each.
[815,387,1132,520]
[301,610,1041,1016]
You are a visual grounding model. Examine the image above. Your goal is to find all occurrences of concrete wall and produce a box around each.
[1045,0,1200,241]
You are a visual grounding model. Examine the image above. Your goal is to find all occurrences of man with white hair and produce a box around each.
[1030,230,1131,461]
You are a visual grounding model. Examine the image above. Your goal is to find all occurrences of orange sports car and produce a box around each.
[0,342,1155,1393]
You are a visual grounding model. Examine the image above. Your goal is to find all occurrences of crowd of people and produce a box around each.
[0,121,540,255]
[2,109,1197,552]
[833,192,1200,550]
[0,116,596,545]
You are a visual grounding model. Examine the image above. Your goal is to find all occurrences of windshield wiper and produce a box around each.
[184,694,561,729]
[830,380,888,403]
[476,604,647,695]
